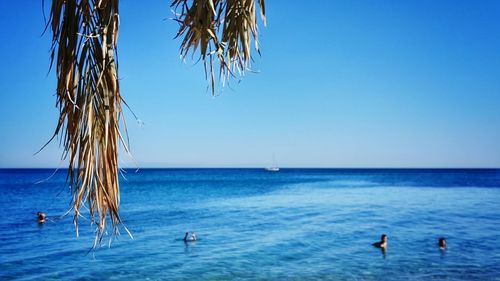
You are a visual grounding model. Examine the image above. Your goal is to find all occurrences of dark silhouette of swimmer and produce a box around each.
[37,212,46,223]
[183,232,189,242]
[373,234,388,249]
[439,237,446,249]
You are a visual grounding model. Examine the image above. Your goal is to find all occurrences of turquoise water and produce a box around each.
[1,169,500,280]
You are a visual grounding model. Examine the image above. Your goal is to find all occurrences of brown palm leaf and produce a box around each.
[172,0,266,94]
[45,0,266,248]
[46,0,130,247]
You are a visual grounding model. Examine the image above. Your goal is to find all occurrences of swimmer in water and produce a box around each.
[183,232,197,242]
[438,237,446,250]
[372,234,388,249]
[37,212,46,223]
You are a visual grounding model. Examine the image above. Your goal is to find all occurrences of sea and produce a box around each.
[0,168,499,280]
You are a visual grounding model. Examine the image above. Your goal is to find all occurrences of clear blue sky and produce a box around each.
[0,0,499,168]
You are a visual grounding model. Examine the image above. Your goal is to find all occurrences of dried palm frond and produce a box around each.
[172,0,266,94]
[43,0,266,248]
[45,0,130,247]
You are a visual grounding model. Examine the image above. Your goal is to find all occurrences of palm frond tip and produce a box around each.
[172,0,266,94]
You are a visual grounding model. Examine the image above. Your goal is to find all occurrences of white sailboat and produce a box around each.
[265,167,280,172]
[265,154,280,172]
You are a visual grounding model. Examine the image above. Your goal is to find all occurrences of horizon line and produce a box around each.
[1,167,499,170]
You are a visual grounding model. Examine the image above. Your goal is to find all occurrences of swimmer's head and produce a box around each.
[37,212,46,223]
[381,234,388,242]
[439,237,446,248]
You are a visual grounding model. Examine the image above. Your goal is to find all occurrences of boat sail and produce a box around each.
[265,154,280,172]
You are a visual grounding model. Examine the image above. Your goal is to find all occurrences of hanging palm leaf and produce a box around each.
[172,0,266,94]
[46,0,130,247]
[45,0,266,248]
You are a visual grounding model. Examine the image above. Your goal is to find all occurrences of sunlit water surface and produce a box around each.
[1,169,499,280]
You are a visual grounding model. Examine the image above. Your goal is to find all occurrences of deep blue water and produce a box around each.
[1,168,500,280]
